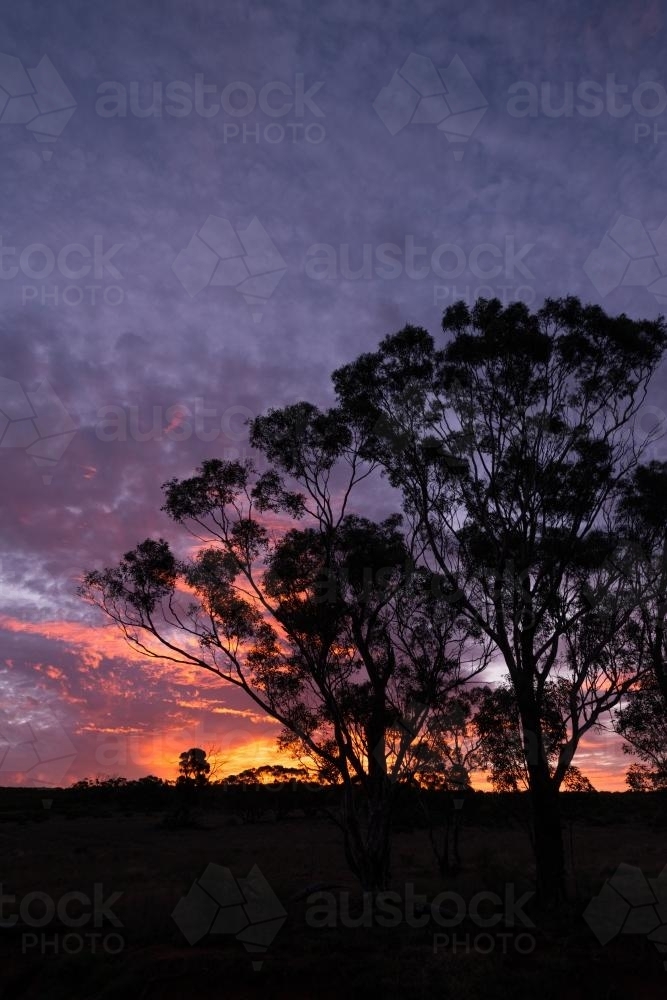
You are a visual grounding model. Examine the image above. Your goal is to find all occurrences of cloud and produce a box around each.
[1,0,663,788]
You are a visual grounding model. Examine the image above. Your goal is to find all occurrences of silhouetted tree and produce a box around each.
[221,764,308,785]
[474,682,595,793]
[177,747,211,786]
[616,675,667,790]
[607,461,667,787]
[407,687,485,874]
[333,296,667,903]
[80,403,488,891]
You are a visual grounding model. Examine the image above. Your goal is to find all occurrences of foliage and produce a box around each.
[177,747,211,786]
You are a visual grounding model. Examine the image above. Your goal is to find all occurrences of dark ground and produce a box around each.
[0,791,666,999]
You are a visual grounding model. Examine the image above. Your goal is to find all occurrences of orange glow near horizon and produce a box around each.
[73,731,288,783]
[57,730,628,790]
[0,612,635,792]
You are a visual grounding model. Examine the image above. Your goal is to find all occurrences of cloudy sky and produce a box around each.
[1,0,666,789]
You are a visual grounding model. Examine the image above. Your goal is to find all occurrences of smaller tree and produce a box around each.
[474,682,596,794]
[615,676,667,790]
[177,747,211,787]
[601,461,667,788]
[222,764,308,785]
[80,403,490,891]
[616,461,667,709]
[406,687,486,874]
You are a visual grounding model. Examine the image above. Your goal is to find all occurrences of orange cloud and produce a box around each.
[0,614,634,790]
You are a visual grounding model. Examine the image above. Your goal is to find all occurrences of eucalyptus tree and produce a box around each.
[612,461,667,786]
[473,681,596,794]
[615,674,667,790]
[177,747,211,786]
[616,461,667,707]
[81,403,488,890]
[404,686,487,875]
[333,297,667,903]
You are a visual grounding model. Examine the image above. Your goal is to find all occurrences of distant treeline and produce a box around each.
[1,776,666,829]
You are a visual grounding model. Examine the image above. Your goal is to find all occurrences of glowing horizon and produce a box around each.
[0,609,634,792]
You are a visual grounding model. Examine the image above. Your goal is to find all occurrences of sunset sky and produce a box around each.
[2,0,667,790]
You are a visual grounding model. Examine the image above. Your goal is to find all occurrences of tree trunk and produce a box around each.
[422,793,464,877]
[341,781,393,892]
[527,763,565,907]
[363,796,393,891]
[451,797,464,871]
[517,685,566,907]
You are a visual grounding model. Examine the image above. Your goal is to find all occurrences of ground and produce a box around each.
[0,807,665,999]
